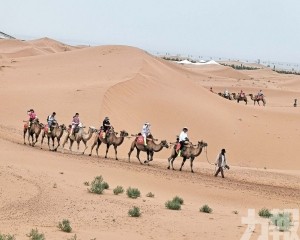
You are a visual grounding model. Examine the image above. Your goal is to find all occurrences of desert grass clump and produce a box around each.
[165,200,181,210]
[26,228,45,240]
[113,186,124,195]
[128,206,141,217]
[258,208,273,218]
[58,219,72,233]
[271,212,292,232]
[83,181,90,186]
[172,196,184,205]
[126,187,141,199]
[88,176,108,194]
[0,233,15,240]
[146,192,155,198]
[200,204,213,213]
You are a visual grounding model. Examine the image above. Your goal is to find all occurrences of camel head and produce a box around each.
[59,124,67,131]
[198,140,208,148]
[120,130,129,137]
[89,126,98,133]
[161,140,169,148]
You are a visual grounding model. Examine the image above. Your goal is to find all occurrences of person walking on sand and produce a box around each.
[215,148,228,178]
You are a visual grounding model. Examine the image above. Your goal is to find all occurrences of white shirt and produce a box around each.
[141,124,150,136]
[179,131,188,142]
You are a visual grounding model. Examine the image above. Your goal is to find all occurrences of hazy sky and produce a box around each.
[1,0,300,63]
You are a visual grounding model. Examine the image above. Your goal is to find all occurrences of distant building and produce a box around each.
[0,31,15,39]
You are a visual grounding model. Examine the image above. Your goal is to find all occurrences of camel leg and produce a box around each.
[171,156,177,170]
[41,132,45,149]
[77,140,80,152]
[82,141,88,155]
[96,139,101,157]
[105,144,111,158]
[89,139,98,156]
[113,145,118,160]
[54,137,60,152]
[23,129,27,145]
[190,157,195,173]
[28,132,31,146]
[128,143,135,162]
[136,149,143,164]
[179,157,187,171]
[61,135,69,153]
[69,140,74,153]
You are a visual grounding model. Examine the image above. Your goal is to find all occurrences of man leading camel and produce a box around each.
[215,148,229,178]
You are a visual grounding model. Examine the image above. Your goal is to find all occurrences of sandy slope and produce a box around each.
[0,38,299,239]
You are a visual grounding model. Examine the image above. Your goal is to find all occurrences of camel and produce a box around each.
[89,128,129,160]
[249,94,266,106]
[167,141,207,173]
[128,136,169,164]
[23,120,44,146]
[41,123,66,151]
[232,93,247,105]
[61,125,97,154]
[218,92,232,100]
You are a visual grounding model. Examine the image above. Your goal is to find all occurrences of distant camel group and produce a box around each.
[23,122,207,173]
[217,91,266,106]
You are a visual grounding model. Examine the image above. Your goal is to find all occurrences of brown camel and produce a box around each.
[249,94,266,106]
[232,93,247,105]
[62,125,97,154]
[23,120,44,146]
[89,128,129,160]
[128,136,169,164]
[167,141,207,173]
[41,123,66,151]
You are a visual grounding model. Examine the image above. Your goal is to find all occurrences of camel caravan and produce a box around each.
[212,87,266,106]
[22,111,208,173]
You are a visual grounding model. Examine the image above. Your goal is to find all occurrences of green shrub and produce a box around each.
[58,219,72,233]
[146,192,155,198]
[113,186,124,195]
[200,204,213,213]
[165,200,181,210]
[88,176,108,194]
[0,233,15,240]
[26,228,45,240]
[258,208,273,218]
[128,206,141,217]
[172,196,184,205]
[271,212,292,231]
[126,187,141,199]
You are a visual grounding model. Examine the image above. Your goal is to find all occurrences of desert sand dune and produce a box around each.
[0,39,299,239]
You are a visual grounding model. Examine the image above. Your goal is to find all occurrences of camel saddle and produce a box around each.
[44,124,49,132]
[136,135,144,145]
[175,143,181,152]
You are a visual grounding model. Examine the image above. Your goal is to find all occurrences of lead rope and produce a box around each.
[204,146,217,173]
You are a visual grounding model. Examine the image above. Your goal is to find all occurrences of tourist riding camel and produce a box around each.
[141,122,151,146]
[70,113,80,139]
[178,127,189,157]
[128,134,169,164]
[167,140,208,173]
[101,116,111,139]
[41,123,66,151]
[89,127,129,160]
[249,93,266,106]
[27,109,38,129]
[47,112,57,133]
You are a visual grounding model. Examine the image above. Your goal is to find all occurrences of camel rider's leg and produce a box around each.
[178,141,185,157]
[142,133,147,146]
[47,121,52,133]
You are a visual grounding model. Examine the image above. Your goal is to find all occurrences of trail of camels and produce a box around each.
[23,119,208,173]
